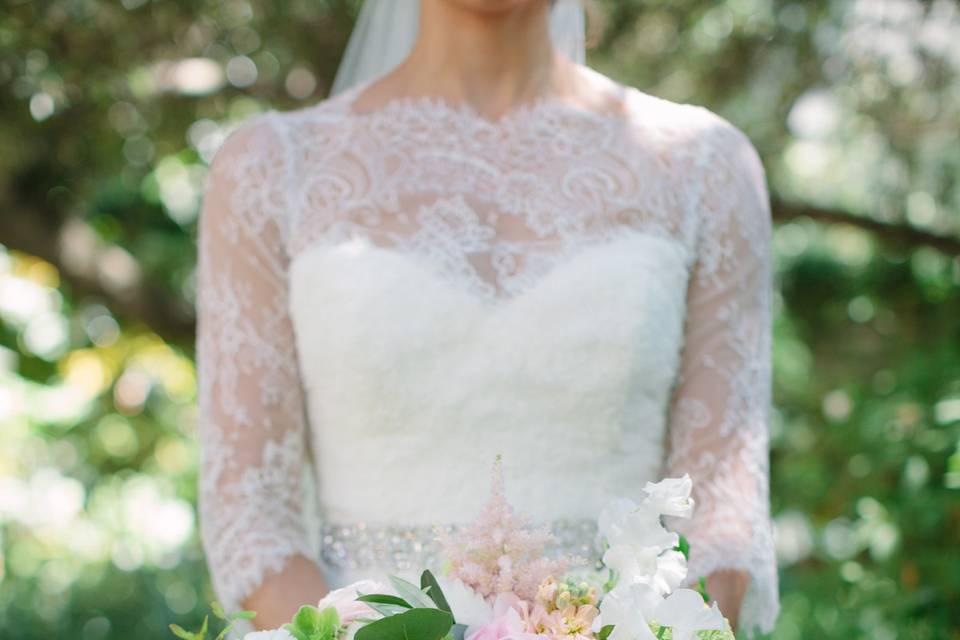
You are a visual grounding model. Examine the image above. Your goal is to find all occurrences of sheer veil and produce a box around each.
[329,0,586,96]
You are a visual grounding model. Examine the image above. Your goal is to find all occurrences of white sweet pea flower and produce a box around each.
[595,582,662,640]
[597,497,637,546]
[642,474,694,519]
[637,551,687,596]
[610,503,679,556]
[243,630,296,640]
[654,588,727,640]
[650,549,689,595]
[602,543,659,584]
[615,548,690,598]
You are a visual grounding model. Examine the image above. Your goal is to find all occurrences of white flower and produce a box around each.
[243,630,296,640]
[642,474,694,519]
[597,478,695,594]
[648,549,688,596]
[433,575,493,626]
[594,582,662,640]
[597,497,637,546]
[606,546,689,598]
[653,588,727,640]
[606,502,679,554]
[599,502,681,590]
[602,543,659,584]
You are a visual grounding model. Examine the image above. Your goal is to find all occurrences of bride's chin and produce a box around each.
[436,0,552,15]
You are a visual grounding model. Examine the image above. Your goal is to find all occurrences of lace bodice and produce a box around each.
[195,71,780,637]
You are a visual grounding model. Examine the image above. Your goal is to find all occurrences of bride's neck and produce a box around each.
[388,0,571,115]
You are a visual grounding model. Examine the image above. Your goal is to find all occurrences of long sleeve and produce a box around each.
[660,114,780,638]
[195,112,316,615]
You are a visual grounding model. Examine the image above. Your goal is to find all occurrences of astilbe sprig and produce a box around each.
[436,455,581,602]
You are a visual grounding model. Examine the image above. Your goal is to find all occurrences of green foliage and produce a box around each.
[351,574,454,640]
[648,621,736,640]
[694,576,711,604]
[282,605,340,640]
[167,603,256,640]
[386,575,438,610]
[420,570,452,613]
[353,608,454,640]
[356,594,412,609]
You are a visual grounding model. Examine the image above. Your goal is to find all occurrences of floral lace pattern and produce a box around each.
[195,73,780,637]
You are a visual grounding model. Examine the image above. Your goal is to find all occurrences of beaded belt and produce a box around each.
[320,518,603,571]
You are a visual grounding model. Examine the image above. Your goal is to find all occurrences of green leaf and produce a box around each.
[388,575,437,609]
[420,570,452,613]
[356,590,410,617]
[602,567,619,593]
[357,593,412,608]
[354,607,454,640]
[282,624,310,640]
[230,610,257,620]
[598,624,616,640]
[447,623,468,640]
[210,602,227,621]
[168,623,194,640]
[284,605,340,640]
[696,576,711,603]
[360,601,411,618]
[214,623,234,640]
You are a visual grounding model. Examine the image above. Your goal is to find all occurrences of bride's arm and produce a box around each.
[660,114,779,638]
[196,114,328,629]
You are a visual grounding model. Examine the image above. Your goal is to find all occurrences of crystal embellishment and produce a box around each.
[320,518,603,571]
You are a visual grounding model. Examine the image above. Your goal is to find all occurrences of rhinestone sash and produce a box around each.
[320,518,604,572]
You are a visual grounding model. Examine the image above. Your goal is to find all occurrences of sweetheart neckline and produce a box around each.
[287,229,692,312]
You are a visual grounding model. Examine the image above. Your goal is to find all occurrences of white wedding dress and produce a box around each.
[195,69,780,637]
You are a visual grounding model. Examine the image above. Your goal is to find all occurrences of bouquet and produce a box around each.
[174,458,734,640]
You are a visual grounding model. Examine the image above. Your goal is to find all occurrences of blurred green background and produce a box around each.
[1,0,959,638]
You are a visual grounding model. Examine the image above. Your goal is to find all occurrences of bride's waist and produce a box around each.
[318,518,603,573]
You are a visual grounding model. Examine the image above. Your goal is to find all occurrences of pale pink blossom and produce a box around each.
[465,592,544,640]
[316,578,388,626]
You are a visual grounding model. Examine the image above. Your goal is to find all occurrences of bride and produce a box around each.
[194,0,780,636]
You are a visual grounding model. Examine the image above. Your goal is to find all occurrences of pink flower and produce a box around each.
[438,457,577,602]
[465,592,544,640]
[521,600,598,639]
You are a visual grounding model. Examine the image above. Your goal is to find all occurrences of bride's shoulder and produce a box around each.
[207,87,356,180]
[207,109,291,177]
[215,87,357,154]
[271,85,363,133]
[585,66,755,157]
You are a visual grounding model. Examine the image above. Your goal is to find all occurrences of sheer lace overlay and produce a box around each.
[196,75,779,637]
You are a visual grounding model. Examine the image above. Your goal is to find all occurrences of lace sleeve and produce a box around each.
[195,112,316,614]
[660,113,780,638]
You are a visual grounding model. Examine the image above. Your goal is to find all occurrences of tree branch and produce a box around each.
[772,200,960,256]
[0,208,196,346]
